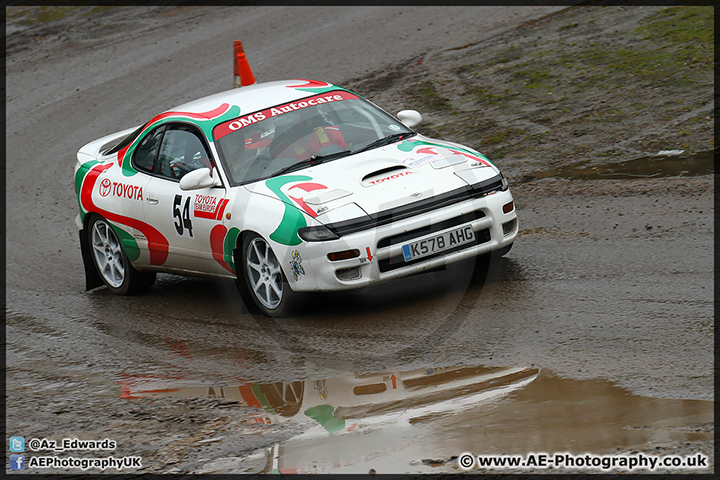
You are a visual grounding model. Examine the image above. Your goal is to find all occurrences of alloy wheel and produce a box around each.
[246,237,284,310]
[90,220,125,288]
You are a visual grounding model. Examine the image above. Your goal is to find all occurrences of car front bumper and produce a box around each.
[288,188,517,292]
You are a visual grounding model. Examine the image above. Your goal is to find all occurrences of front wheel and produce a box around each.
[88,215,155,295]
[238,233,298,317]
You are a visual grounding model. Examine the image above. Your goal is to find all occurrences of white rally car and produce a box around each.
[75,79,517,316]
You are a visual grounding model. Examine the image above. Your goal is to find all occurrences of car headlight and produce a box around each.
[298,225,339,242]
[501,175,509,191]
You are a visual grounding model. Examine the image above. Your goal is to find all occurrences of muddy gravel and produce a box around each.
[4,5,713,475]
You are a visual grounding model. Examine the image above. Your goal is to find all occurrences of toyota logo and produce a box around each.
[99,178,112,197]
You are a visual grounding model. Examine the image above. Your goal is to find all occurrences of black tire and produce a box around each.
[87,215,156,295]
[236,233,298,317]
[472,253,492,282]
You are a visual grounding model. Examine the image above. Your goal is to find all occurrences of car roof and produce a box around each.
[165,79,342,117]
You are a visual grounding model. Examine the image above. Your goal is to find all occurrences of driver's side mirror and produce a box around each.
[397,110,422,129]
[179,167,221,190]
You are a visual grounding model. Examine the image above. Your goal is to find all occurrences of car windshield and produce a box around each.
[213,90,414,185]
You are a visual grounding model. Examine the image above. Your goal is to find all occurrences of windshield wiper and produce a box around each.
[270,150,352,177]
[354,132,414,155]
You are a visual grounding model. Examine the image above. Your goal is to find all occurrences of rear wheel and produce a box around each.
[88,215,155,295]
[238,233,297,317]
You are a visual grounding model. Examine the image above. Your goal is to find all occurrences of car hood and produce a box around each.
[244,136,502,224]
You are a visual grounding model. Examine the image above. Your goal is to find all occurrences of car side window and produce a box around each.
[156,127,214,181]
[132,126,165,173]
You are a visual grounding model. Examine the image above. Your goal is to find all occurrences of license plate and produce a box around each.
[402,224,475,262]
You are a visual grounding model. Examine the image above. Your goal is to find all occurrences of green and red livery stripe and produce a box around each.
[79,163,170,266]
[398,139,495,167]
[210,225,239,274]
[265,175,313,246]
[117,103,241,177]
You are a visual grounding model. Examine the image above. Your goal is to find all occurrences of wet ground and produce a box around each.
[526,150,714,182]
[5,5,714,475]
[120,365,713,474]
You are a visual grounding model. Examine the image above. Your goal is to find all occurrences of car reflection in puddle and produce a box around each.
[118,365,713,474]
[120,365,539,473]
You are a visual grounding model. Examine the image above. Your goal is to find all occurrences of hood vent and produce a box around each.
[361,165,412,187]
[362,165,408,182]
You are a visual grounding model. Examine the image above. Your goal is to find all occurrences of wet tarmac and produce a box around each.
[526,149,715,181]
[6,171,713,473]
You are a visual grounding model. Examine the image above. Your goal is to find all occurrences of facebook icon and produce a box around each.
[10,455,25,470]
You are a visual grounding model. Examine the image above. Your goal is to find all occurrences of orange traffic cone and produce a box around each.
[234,40,256,88]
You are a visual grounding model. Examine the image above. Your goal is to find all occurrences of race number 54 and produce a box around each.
[173,194,194,237]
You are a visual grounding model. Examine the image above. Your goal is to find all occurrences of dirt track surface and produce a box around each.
[5,5,713,475]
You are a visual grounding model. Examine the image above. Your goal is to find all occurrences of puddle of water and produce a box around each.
[528,150,714,181]
[120,364,714,474]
